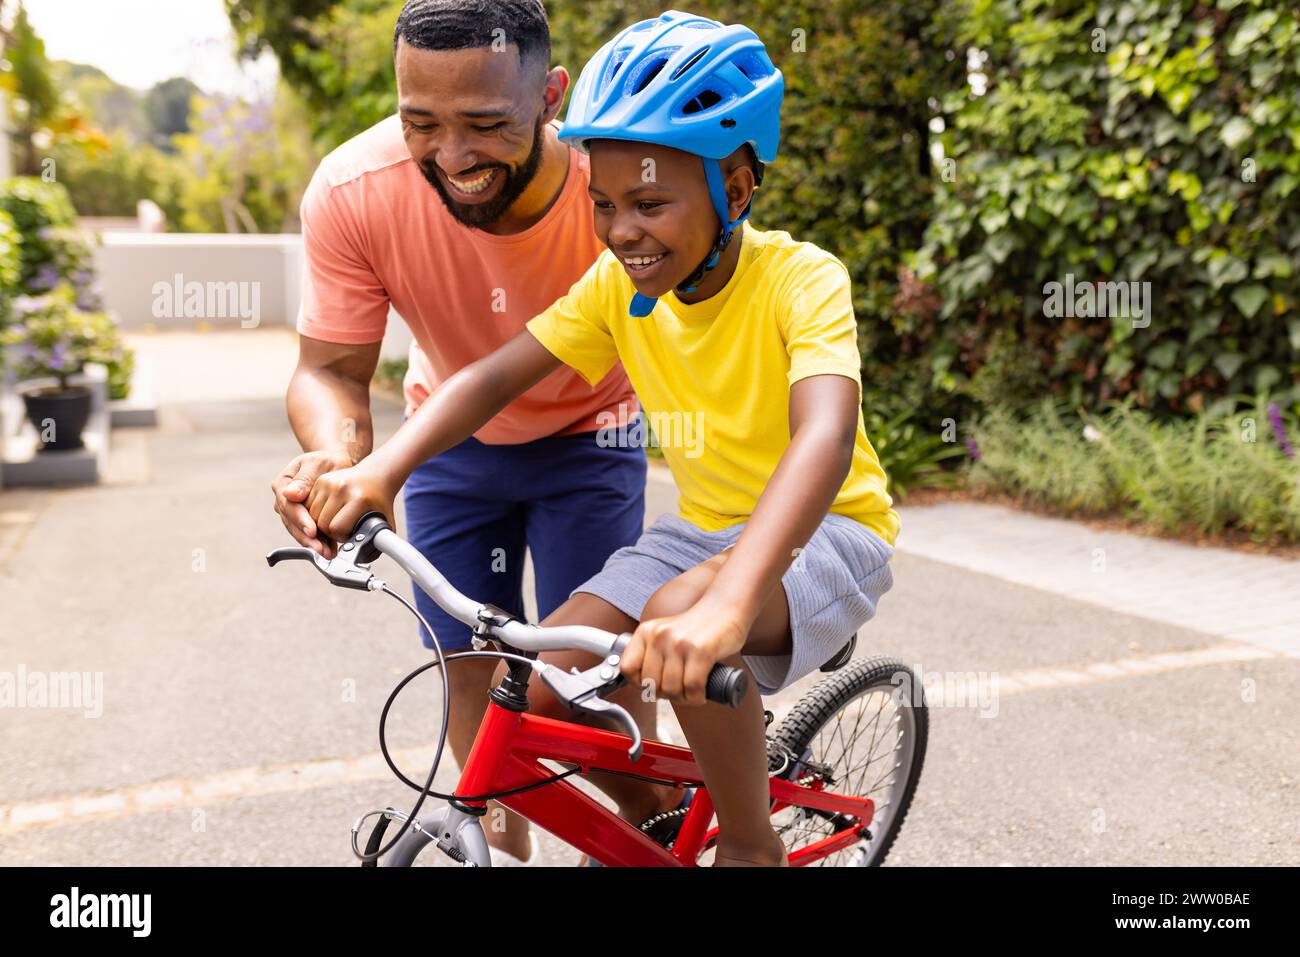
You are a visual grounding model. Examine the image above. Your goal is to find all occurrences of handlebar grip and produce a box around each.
[705,665,749,708]
[348,511,392,563]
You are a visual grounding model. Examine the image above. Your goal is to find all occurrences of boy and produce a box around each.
[304,10,899,867]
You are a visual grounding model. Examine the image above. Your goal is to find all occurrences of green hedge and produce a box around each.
[911,0,1300,419]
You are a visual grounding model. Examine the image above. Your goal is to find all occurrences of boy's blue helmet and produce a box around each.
[560,10,784,316]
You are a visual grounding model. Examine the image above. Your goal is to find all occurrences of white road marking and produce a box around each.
[761,641,1278,740]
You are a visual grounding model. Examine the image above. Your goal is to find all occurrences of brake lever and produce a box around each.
[265,544,377,591]
[536,662,643,762]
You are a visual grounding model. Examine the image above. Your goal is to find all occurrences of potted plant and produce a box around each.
[1,289,125,451]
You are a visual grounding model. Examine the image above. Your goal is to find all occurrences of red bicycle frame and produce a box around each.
[454,694,876,866]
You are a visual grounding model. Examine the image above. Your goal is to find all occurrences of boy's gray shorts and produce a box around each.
[571,511,895,695]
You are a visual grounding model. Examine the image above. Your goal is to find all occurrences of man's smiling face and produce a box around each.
[588,139,754,299]
[396,38,547,228]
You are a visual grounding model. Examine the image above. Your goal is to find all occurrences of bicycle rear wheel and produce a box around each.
[767,655,927,866]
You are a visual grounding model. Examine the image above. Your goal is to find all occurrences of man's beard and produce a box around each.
[420,115,546,229]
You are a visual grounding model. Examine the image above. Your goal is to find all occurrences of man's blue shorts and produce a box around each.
[400,430,646,650]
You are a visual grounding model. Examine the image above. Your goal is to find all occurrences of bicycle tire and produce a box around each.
[768,655,927,867]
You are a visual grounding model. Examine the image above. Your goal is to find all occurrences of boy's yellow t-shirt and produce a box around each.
[525,226,901,546]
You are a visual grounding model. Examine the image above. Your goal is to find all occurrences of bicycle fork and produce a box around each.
[378,804,492,867]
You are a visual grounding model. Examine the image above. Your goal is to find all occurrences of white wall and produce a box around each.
[92,233,303,330]
[93,233,415,362]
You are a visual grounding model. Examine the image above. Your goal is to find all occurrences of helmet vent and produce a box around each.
[734,52,773,80]
[628,54,672,95]
[670,47,710,80]
[681,88,723,115]
[603,48,632,87]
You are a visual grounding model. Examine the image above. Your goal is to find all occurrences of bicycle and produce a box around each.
[267,511,927,867]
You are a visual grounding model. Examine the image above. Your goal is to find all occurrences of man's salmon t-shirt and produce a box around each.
[296,115,636,444]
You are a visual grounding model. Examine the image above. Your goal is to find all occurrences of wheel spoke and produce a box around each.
[768,664,924,867]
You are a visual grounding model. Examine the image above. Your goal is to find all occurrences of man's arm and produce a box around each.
[287,334,380,461]
[272,334,381,557]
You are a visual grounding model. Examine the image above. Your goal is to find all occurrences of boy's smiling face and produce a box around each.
[587,139,755,300]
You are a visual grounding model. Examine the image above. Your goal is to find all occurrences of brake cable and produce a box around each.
[375,589,579,796]
[357,583,706,862]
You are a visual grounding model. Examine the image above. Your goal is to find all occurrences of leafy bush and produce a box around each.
[864,405,967,500]
[969,401,1121,513]
[1,288,129,392]
[911,0,1300,418]
[0,177,78,287]
[50,133,186,225]
[970,397,1300,543]
[0,209,22,328]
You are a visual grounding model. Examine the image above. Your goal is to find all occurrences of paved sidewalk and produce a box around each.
[894,503,1299,657]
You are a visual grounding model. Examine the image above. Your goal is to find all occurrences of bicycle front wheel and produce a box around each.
[768,656,927,866]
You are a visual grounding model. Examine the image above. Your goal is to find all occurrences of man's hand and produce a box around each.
[272,450,356,558]
[304,460,400,548]
[620,602,749,707]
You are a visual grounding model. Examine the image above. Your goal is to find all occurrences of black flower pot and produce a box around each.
[21,386,93,452]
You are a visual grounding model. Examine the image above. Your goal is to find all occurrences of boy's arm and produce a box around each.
[621,373,859,704]
[304,329,561,541]
[700,372,859,621]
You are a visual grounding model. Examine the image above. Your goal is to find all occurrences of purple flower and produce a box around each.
[242,102,272,136]
[30,264,59,291]
[11,295,41,317]
[47,343,68,371]
[200,126,226,150]
[1268,403,1295,459]
[966,437,982,462]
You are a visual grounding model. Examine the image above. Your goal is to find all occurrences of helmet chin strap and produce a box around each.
[628,158,753,317]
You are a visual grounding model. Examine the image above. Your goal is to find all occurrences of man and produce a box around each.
[271,0,665,864]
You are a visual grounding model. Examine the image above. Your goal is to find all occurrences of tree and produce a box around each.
[173,84,316,233]
[54,62,148,142]
[143,77,200,151]
[226,0,397,147]
[1,2,107,176]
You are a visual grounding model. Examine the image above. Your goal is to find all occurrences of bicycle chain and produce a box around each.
[639,805,691,849]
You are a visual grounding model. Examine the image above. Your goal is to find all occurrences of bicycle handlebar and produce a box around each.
[267,512,749,710]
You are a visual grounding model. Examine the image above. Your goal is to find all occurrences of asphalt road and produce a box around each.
[1,335,1295,867]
